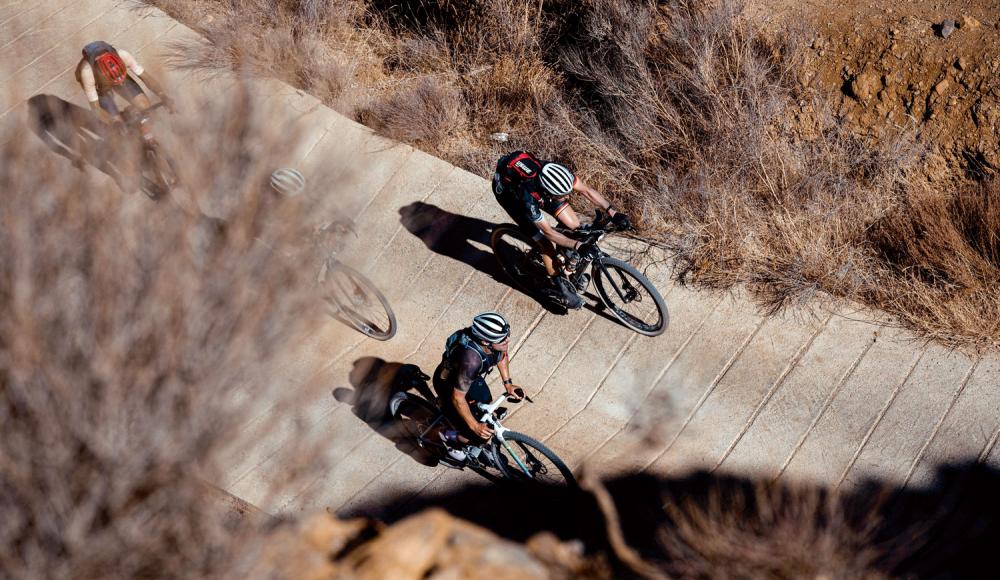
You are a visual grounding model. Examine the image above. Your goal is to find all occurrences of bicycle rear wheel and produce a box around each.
[321,261,397,340]
[592,257,668,337]
[493,431,576,486]
[388,392,441,443]
[490,226,545,292]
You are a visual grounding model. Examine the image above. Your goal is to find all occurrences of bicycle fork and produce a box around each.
[485,419,534,478]
[496,434,532,475]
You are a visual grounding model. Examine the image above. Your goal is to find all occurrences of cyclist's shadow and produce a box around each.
[398,201,505,281]
[399,200,613,317]
[26,94,149,196]
[333,357,440,466]
[399,201,568,313]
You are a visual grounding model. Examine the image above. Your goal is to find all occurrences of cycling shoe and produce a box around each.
[554,277,584,310]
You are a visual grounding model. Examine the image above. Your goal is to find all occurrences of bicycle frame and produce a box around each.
[476,395,534,474]
[407,392,537,476]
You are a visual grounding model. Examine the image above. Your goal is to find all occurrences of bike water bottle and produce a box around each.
[564,250,582,273]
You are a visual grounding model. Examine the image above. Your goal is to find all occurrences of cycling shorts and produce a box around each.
[97,76,144,117]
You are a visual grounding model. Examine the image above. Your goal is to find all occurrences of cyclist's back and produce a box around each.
[433,328,499,405]
[492,150,571,236]
[74,40,173,123]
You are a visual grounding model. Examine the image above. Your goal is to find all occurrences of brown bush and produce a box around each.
[359,76,467,147]
[143,0,1000,348]
[0,86,345,578]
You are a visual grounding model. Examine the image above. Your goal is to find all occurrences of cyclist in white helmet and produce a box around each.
[492,151,632,309]
[433,312,525,461]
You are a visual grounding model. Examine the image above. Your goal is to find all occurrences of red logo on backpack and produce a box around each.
[94,52,127,86]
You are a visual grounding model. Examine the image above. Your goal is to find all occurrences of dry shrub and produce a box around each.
[153,0,372,104]
[867,183,1000,346]
[359,76,467,147]
[0,86,345,578]
[142,0,1000,347]
[654,482,885,578]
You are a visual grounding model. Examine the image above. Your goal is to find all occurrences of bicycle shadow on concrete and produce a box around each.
[26,94,156,198]
[342,461,1000,578]
[398,201,504,280]
[398,201,627,322]
[333,357,439,466]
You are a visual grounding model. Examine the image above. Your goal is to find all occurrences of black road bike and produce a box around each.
[491,212,668,336]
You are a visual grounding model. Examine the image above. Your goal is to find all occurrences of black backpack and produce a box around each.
[442,329,497,378]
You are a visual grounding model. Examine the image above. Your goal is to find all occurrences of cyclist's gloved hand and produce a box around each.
[611,211,634,231]
[577,241,598,259]
[505,387,525,403]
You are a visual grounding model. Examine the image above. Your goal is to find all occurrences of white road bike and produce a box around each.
[388,390,576,486]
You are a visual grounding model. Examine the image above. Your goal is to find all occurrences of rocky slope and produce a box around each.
[775,1,1000,183]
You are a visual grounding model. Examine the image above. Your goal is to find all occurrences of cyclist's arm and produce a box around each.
[79,63,116,123]
[137,70,169,101]
[537,219,585,251]
[120,50,169,101]
[573,177,619,216]
[496,352,522,397]
[497,351,510,383]
[452,352,487,432]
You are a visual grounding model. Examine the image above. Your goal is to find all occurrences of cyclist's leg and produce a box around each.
[465,377,493,412]
[97,90,121,120]
[531,233,560,277]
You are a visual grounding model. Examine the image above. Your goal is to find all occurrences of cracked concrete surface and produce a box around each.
[4,0,999,520]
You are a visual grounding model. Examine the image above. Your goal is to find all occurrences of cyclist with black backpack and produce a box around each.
[75,40,174,124]
[432,312,525,462]
[491,151,633,310]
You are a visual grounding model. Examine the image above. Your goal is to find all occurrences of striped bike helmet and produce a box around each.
[470,312,510,343]
[270,168,306,197]
[539,162,575,197]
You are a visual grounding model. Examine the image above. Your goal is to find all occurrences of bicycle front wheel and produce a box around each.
[321,261,397,340]
[144,148,177,200]
[494,431,576,486]
[592,257,668,337]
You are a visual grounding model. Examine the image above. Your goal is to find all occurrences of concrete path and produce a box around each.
[4,0,999,520]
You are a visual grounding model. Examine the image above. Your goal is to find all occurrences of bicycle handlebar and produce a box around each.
[477,393,512,416]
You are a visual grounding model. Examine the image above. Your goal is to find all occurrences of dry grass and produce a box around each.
[142,0,1000,349]
[654,481,886,578]
[357,75,467,145]
[0,86,349,578]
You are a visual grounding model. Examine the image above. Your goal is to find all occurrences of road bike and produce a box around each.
[119,101,179,200]
[319,253,397,341]
[254,219,398,342]
[388,389,575,486]
[491,211,668,336]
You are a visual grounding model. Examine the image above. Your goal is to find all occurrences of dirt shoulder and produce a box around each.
[755,0,1000,183]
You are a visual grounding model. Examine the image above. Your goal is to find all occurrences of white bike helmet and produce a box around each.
[470,311,510,343]
[270,167,305,197]
[539,162,575,197]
